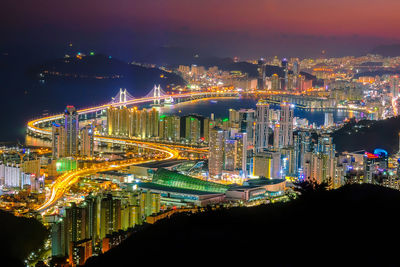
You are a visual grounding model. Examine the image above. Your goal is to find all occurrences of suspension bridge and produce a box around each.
[27,85,239,139]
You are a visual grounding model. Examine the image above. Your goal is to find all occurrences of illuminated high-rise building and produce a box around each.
[65,203,88,245]
[309,135,337,186]
[141,191,161,217]
[253,150,281,178]
[297,74,306,91]
[203,118,210,143]
[51,220,66,257]
[293,131,312,178]
[224,139,238,171]
[281,58,289,90]
[280,147,295,177]
[279,103,294,147]
[257,58,266,90]
[100,194,121,239]
[52,123,66,159]
[107,107,160,139]
[139,108,148,138]
[253,153,272,178]
[184,115,201,143]
[148,108,159,138]
[0,164,31,189]
[84,195,100,245]
[363,149,388,184]
[273,124,280,149]
[234,132,248,175]
[106,106,117,136]
[52,106,79,158]
[107,106,130,137]
[239,109,255,145]
[119,107,130,136]
[287,73,294,90]
[159,115,180,141]
[209,126,225,178]
[129,107,139,137]
[291,60,300,90]
[271,74,280,90]
[292,60,300,76]
[80,125,94,157]
[64,106,79,156]
[324,112,334,128]
[255,100,270,152]
[229,109,240,125]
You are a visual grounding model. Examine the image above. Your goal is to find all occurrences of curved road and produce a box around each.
[31,92,233,212]
[36,144,178,212]
[29,90,371,212]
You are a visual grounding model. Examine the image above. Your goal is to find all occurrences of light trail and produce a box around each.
[29,90,368,212]
[36,142,177,212]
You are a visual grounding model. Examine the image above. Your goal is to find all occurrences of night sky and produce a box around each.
[1,0,400,59]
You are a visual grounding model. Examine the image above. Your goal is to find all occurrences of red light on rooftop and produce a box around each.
[365,152,379,159]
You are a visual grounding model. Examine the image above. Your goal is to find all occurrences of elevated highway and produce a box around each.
[30,91,236,212]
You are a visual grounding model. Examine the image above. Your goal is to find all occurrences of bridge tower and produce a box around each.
[154,85,161,106]
[145,84,166,106]
[110,88,135,106]
[119,88,127,103]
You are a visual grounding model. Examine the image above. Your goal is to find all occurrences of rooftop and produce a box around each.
[135,159,189,169]
[137,182,222,196]
[153,168,229,193]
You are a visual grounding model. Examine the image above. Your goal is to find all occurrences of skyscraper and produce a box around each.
[80,125,94,157]
[324,112,334,128]
[184,115,201,143]
[281,58,289,90]
[229,109,240,125]
[100,194,121,239]
[148,108,159,138]
[292,60,300,76]
[52,123,66,159]
[234,132,248,176]
[65,202,88,244]
[253,150,281,178]
[209,126,225,178]
[293,131,312,178]
[287,73,294,90]
[64,106,79,156]
[224,139,237,171]
[279,103,294,147]
[139,108,148,138]
[107,106,159,139]
[203,118,210,143]
[271,74,280,90]
[255,100,270,152]
[159,115,180,141]
[257,58,266,90]
[309,135,337,186]
[239,109,255,145]
[273,124,280,149]
[51,106,79,158]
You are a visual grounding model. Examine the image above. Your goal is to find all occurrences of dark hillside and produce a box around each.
[332,117,400,154]
[0,210,48,267]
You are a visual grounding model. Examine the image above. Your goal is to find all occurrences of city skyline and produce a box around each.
[2,1,400,266]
